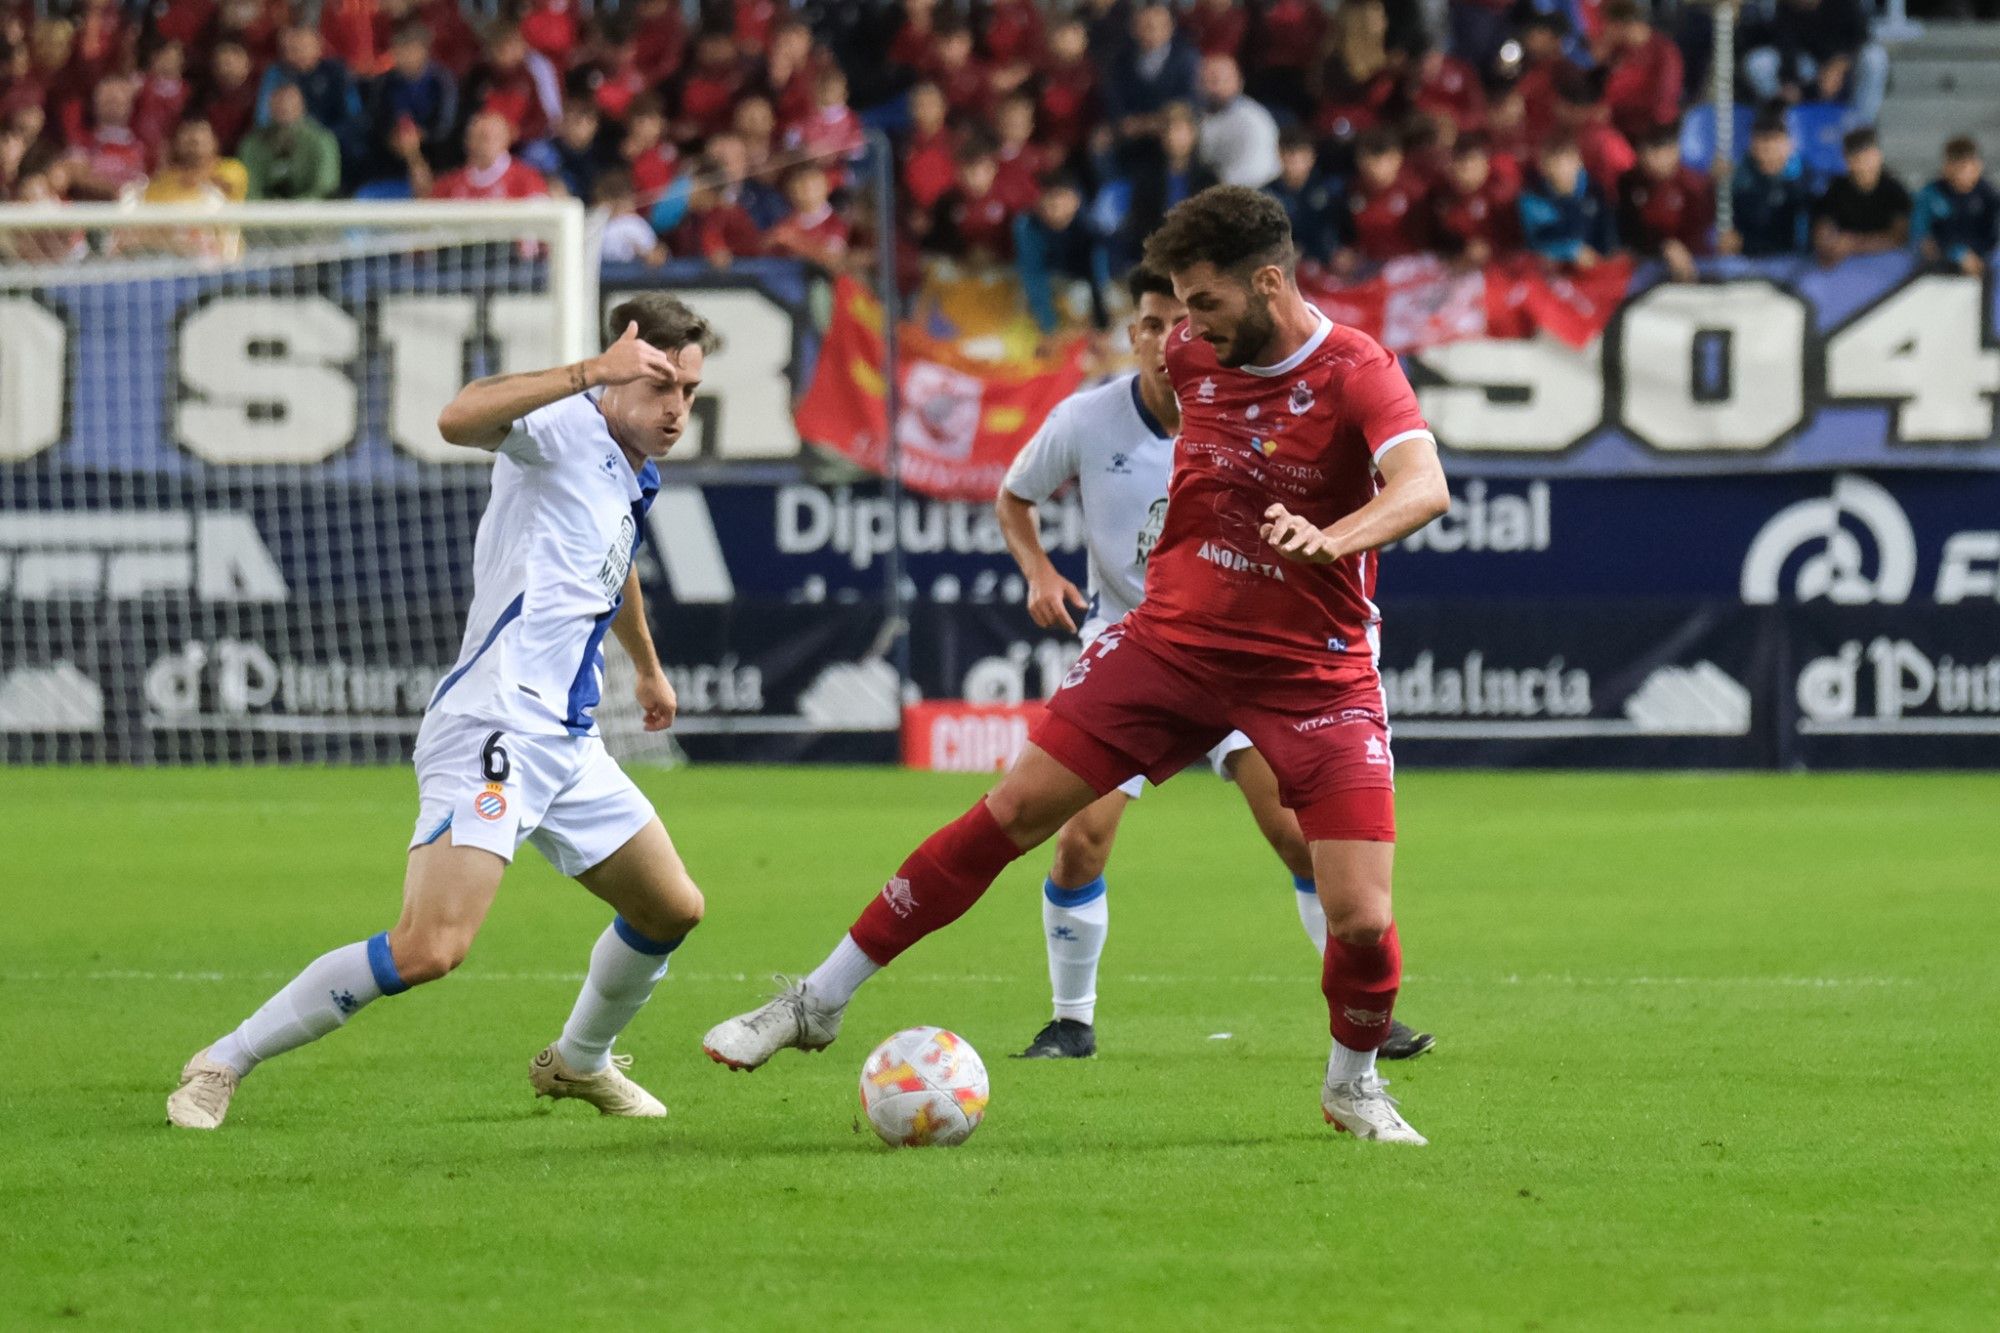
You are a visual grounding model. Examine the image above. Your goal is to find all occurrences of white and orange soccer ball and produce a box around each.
[858,1027,990,1148]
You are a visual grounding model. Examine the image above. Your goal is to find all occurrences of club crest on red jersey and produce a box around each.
[1289,380,1315,414]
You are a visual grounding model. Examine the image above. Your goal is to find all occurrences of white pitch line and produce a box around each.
[0,970,1918,989]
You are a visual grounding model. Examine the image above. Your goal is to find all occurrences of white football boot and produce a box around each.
[700,978,843,1070]
[1321,1070,1428,1145]
[530,1045,666,1117]
[166,1048,241,1130]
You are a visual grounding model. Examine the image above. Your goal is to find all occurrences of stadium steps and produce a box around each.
[1878,22,2000,180]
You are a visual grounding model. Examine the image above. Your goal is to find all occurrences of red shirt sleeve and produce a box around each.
[1345,343,1431,462]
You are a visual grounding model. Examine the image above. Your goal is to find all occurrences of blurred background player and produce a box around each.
[996,264,1435,1062]
[167,296,716,1130]
[703,187,1449,1145]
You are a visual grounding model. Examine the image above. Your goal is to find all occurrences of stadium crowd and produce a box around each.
[3,0,1997,307]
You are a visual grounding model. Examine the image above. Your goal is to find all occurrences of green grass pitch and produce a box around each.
[4,766,1997,1330]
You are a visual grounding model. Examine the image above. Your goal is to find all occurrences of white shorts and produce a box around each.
[409,712,656,878]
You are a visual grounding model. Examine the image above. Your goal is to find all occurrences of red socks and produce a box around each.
[1322,922,1402,1051]
[849,800,1025,965]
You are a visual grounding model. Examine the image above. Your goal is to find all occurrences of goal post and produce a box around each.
[0,197,694,766]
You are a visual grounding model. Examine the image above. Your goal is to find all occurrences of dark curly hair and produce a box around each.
[1125,263,1177,305]
[1140,184,1295,281]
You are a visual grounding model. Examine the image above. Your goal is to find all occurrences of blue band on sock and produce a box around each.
[613,916,683,956]
[1044,876,1107,909]
[366,931,410,996]
[1293,874,1317,895]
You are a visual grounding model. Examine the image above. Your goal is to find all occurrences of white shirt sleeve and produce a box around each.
[1001,398,1082,504]
[495,399,575,468]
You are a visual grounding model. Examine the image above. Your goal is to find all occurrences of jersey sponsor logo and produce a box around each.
[474,789,507,820]
[1254,437,1277,457]
[1245,404,1261,420]
[881,875,916,918]
[1196,540,1287,582]
[1364,735,1389,765]
[1293,706,1380,734]
[1136,497,1168,566]
[595,514,639,600]
[1289,380,1316,414]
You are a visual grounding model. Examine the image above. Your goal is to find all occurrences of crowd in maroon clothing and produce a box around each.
[0,0,1726,282]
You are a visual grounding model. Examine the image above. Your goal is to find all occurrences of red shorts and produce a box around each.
[1030,619,1396,842]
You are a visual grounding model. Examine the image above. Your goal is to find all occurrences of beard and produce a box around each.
[1214,293,1278,368]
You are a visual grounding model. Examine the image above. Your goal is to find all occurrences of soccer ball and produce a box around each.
[858,1027,990,1148]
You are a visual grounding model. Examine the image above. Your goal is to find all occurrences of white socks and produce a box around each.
[556,918,680,1073]
[1326,1038,1378,1083]
[1044,877,1110,1025]
[1293,874,1329,953]
[210,934,405,1077]
[804,934,879,1009]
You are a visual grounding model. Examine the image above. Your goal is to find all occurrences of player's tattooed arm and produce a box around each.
[614,565,676,731]
[1262,435,1451,564]
[437,322,678,449]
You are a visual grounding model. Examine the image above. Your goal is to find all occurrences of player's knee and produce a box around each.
[1270,830,1314,882]
[1052,825,1111,886]
[388,927,472,986]
[1323,906,1392,948]
[640,882,704,941]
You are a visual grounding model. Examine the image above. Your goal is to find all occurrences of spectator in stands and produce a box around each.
[730,94,779,182]
[259,26,363,163]
[1409,45,1487,138]
[1105,3,1198,142]
[68,0,126,92]
[1430,133,1521,267]
[199,41,261,157]
[1036,17,1099,157]
[1083,0,1136,65]
[756,20,817,127]
[414,0,482,80]
[1117,102,1218,257]
[629,0,688,86]
[547,100,608,202]
[1743,0,1888,131]
[1014,172,1110,334]
[1514,14,1576,147]
[420,107,548,199]
[1912,136,2000,276]
[518,0,580,69]
[1554,66,1637,195]
[992,93,1054,211]
[1265,127,1341,269]
[765,161,852,269]
[464,21,563,147]
[1195,53,1278,189]
[1597,1,1682,145]
[885,0,944,94]
[782,66,864,190]
[319,0,384,75]
[593,167,666,266]
[667,153,764,267]
[1520,132,1617,268]
[63,78,150,201]
[980,0,1046,89]
[1315,0,1397,147]
[367,24,457,178]
[143,117,247,204]
[929,21,993,125]
[6,19,77,137]
[1340,127,1430,271]
[705,129,785,229]
[240,82,342,200]
[619,97,680,201]
[213,0,286,69]
[134,43,194,165]
[1449,0,1520,81]
[1617,127,1712,282]
[1813,127,1910,267]
[1183,0,1247,61]
[671,27,751,144]
[902,81,958,212]
[1245,0,1328,122]
[1721,113,1812,257]
[929,136,1015,264]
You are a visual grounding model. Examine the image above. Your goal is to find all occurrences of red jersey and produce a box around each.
[764,204,849,267]
[1602,32,1682,143]
[1411,54,1486,134]
[433,155,549,201]
[992,140,1051,212]
[1617,164,1714,255]
[980,0,1044,65]
[1345,170,1431,263]
[1183,2,1248,57]
[1135,314,1431,675]
[1430,176,1522,257]
[1035,55,1097,152]
[902,127,958,210]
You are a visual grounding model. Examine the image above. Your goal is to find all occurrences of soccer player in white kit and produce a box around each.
[167,295,715,1129]
[996,267,1435,1061]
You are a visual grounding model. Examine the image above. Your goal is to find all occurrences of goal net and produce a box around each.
[0,199,674,766]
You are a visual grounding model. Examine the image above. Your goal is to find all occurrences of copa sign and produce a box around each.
[0,280,804,467]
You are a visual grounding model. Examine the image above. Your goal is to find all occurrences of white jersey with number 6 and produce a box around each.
[427,392,661,739]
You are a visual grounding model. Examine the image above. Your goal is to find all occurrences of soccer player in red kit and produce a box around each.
[702,187,1450,1145]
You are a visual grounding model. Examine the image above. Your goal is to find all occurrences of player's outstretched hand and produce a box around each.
[592,321,679,388]
[1261,504,1339,564]
[635,667,678,731]
[1027,568,1088,633]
